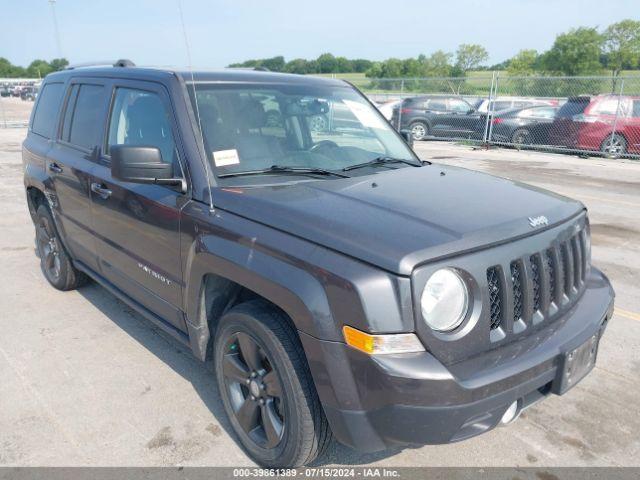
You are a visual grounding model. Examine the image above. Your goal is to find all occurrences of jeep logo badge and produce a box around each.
[528,215,549,228]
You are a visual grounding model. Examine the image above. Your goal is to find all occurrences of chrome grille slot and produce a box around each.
[560,242,572,295]
[572,234,583,288]
[486,266,502,330]
[545,249,556,305]
[530,254,541,313]
[510,261,523,322]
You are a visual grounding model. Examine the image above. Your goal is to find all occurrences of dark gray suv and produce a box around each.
[392,95,482,140]
[22,61,614,467]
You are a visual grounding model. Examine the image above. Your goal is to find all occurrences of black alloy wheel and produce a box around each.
[222,331,285,448]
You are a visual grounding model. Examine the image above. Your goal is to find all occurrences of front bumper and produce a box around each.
[300,267,614,452]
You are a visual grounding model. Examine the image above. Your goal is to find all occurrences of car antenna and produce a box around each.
[176,0,215,214]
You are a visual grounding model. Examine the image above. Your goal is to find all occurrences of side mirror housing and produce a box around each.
[400,129,414,147]
[111,145,183,189]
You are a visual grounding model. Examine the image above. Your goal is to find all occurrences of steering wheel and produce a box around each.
[310,140,339,152]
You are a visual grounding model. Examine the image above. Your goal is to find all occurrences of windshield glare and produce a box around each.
[189,83,416,181]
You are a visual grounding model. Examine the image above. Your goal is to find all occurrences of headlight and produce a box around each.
[421,268,469,332]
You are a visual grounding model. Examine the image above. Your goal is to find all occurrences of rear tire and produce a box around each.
[409,121,428,141]
[214,300,332,467]
[35,204,87,291]
[600,134,627,155]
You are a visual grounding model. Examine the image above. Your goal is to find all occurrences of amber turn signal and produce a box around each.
[342,325,425,355]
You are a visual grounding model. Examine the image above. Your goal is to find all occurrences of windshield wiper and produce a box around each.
[217,165,351,179]
[342,156,423,171]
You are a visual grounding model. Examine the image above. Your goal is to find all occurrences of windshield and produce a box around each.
[188,82,417,182]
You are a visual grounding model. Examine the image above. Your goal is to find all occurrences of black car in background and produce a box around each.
[20,86,38,101]
[479,105,559,145]
[391,95,481,140]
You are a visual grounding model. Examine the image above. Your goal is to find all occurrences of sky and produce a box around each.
[1,0,638,69]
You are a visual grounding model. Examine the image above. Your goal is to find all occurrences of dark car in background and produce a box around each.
[549,94,640,155]
[391,95,481,140]
[480,105,559,145]
[20,86,38,101]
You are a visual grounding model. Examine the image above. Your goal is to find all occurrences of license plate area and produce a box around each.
[555,334,599,394]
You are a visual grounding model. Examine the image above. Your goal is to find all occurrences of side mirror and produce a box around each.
[468,108,476,114]
[110,145,183,189]
[400,129,414,147]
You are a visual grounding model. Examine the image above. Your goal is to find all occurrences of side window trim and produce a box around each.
[57,84,79,141]
[56,78,109,157]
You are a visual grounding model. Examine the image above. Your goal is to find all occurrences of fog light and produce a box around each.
[501,401,519,424]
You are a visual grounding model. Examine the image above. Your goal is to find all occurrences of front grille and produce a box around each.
[487,267,502,330]
[486,225,588,339]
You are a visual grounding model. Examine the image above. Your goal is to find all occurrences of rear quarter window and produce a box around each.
[31,82,65,138]
[557,98,589,118]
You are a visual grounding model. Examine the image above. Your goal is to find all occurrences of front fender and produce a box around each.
[180,203,414,362]
[182,204,336,361]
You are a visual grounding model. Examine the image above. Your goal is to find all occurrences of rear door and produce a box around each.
[432,97,477,137]
[424,98,449,136]
[89,79,188,332]
[45,79,109,271]
[524,106,558,144]
[448,97,480,136]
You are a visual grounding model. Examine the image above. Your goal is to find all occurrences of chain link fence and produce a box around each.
[352,74,640,159]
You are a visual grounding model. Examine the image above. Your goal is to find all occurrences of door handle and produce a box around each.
[48,162,63,174]
[90,182,112,200]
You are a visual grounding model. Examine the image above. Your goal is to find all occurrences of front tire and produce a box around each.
[600,134,627,155]
[35,204,87,291]
[214,301,331,467]
[409,121,428,141]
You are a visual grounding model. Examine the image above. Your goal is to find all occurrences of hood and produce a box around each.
[214,165,584,275]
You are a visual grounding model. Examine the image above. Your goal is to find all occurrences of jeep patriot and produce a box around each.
[22,61,615,467]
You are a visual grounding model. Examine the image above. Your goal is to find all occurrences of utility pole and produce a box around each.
[49,0,63,59]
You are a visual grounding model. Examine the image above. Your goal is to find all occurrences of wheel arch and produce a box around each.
[183,237,336,362]
[601,131,629,151]
[26,186,47,222]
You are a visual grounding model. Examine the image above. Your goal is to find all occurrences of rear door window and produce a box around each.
[492,101,512,111]
[427,99,446,111]
[31,82,65,138]
[62,84,106,149]
[591,98,620,115]
[448,98,471,113]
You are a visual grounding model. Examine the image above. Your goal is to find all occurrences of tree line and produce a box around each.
[0,58,69,78]
[3,19,638,80]
[229,54,373,75]
[229,19,640,79]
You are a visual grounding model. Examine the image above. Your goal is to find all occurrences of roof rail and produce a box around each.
[65,59,136,70]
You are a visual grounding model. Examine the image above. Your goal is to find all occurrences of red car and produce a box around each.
[550,94,640,155]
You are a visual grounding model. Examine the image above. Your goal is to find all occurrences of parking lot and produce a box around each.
[1,97,639,467]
